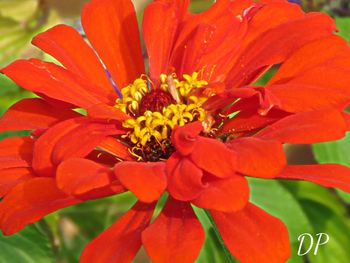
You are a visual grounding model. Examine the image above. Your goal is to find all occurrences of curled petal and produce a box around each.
[166,154,205,201]
[115,161,167,203]
[227,137,286,178]
[192,174,249,212]
[191,137,237,178]
[172,121,203,156]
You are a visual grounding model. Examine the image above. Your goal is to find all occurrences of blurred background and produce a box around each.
[1,0,350,262]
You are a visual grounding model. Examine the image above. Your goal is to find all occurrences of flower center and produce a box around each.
[139,89,176,115]
[115,72,210,161]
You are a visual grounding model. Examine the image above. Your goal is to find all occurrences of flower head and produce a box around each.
[2,0,350,262]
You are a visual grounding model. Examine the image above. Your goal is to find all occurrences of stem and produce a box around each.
[204,210,236,263]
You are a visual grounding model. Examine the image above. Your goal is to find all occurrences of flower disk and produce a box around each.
[118,73,209,161]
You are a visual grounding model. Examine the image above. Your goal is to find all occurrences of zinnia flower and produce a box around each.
[1,0,350,262]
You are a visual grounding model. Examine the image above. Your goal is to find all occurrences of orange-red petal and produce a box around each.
[2,59,110,108]
[0,136,33,170]
[265,84,350,112]
[211,203,290,263]
[256,108,347,143]
[0,98,79,132]
[191,137,237,178]
[278,164,350,193]
[166,154,205,201]
[80,202,155,263]
[56,158,123,196]
[227,12,336,88]
[171,121,203,156]
[115,161,167,203]
[143,0,184,80]
[227,137,286,178]
[33,117,122,176]
[142,197,205,263]
[0,168,34,198]
[87,103,130,122]
[192,174,249,212]
[0,177,80,235]
[98,137,134,161]
[32,24,116,101]
[82,0,144,88]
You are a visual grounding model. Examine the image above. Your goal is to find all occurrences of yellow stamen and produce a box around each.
[116,72,213,146]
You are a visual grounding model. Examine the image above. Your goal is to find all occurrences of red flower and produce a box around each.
[1,0,350,262]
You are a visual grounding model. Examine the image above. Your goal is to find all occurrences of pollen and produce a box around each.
[115,72,212,161]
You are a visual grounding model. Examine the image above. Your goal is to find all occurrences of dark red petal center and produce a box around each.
[139,89,176,115]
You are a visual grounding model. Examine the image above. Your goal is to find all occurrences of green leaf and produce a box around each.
[248,178,312,263]
[0,74,19,96]
[312,133,350,203]
[336,17,350,44]
[0,224,54,263]
[299,200,350,263]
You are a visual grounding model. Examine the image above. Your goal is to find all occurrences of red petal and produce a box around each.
[0,136,33,170]
[166,154,205,201]
[98,137,134,161]
[51,121,123,165]
[0,168,34,198]
[0,98,79,132]
[0,178,80,235]
[227,13,336,88]
[57,158,123,196]
[269,36,349,85]
[171,121,203,156]
[227,137,286,178]
[143,1,183,80]
[211,203,290,263]
[266,84,350,112]
[82,0,144,88]
[2,59,110,109]
[142,197,205,263]
[80,202,155,263]
[192,174,249,212]
[191,137,237,178]
[33,117,122,176]
[278,164,350,193]
[87,103,130,122]
[221,108,288,134]
[256,108,347,143]
[32,24,116,100]
[115,161,167,203]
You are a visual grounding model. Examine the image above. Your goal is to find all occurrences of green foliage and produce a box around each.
[312,134,350,203]
[249,178,350,262]
[0,224,54,263]
[336,17,350,43]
